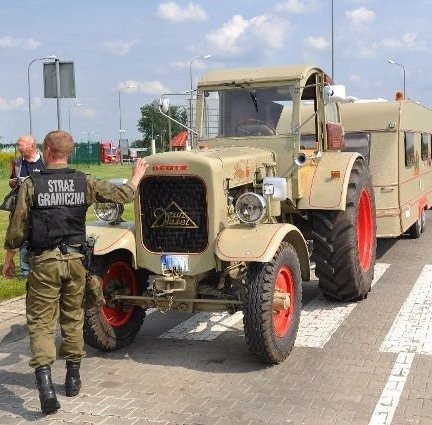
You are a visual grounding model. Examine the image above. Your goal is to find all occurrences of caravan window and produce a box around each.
[343,132,371,164]
[421,133,429,161]
[404,132,415,167]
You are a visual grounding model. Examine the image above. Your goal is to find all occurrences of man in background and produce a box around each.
[9,135,45,188]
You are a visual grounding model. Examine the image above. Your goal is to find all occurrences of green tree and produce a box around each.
[137,104,188,152]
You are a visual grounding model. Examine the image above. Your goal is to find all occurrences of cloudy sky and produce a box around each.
[0,0,430,144]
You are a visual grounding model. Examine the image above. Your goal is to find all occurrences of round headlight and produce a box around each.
[94,202,124,223]
[235,192,267,224]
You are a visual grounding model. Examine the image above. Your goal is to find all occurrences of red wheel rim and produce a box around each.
[357,189,373,271]
[102,261,137,328]
[273,266,295,338]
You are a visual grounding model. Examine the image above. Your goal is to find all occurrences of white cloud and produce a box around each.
[276,0,318,15]
[157,1,208,23]
[31,97,43,110]
[345,7,376,29]
[101,39,140,56]
[171,60,210,70]
[206,15,249,55]
[206,14,289,55]
[376,33,423,50]
[0,36,41,50]
[349,73,362,82]
[119,80,170,95]
[76,107,96,118]
[0,97,26,111]
[304,35,329,50]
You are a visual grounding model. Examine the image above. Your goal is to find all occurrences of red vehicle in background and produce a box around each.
[100,142,120,164]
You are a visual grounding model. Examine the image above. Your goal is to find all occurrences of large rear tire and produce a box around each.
[243,242,302,364]
[83,253,147,351]
[312,159,376,301]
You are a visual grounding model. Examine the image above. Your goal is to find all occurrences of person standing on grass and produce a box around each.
[4,135,45,278]
[2,130,147,415]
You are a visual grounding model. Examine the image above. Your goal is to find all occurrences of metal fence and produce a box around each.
[69,142,100,165]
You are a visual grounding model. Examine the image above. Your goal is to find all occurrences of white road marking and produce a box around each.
[159,263,389,344]
[370,265,432,425]
[296,263,390,348]
[159,311,244,341]
[369,353,415,425]
[379,264,432,355]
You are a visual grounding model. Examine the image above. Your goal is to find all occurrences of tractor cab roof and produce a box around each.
[198,65,331,88]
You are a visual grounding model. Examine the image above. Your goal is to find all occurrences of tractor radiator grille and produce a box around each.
[140,176,208,253]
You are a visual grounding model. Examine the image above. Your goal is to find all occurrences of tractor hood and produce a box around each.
[145,146,275,188]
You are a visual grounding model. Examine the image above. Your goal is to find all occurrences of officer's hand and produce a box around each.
[9,178,18,189]
[3,250,16,278]
[2,259,15,279]
[130,158,148,187]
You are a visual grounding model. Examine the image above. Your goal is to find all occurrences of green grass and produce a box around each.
[0,163,136,302]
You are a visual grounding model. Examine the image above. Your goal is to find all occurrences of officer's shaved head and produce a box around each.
[43,131,74,160]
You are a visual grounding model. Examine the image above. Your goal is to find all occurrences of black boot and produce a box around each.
[35,365,60,415]
[65,361,81,397]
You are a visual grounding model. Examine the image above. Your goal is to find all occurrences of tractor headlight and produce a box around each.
[94,202,124,223]
[235,192,267,224]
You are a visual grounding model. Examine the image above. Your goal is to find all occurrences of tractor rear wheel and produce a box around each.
[312,159,376,301]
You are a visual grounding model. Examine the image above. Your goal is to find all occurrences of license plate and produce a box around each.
[160,255,189,274]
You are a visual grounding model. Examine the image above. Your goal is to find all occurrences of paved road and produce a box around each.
[1,216,432,424]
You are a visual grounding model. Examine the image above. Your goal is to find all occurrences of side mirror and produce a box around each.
[161,98,170,113]
[324,85,357,104]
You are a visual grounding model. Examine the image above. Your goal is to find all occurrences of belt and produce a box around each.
[53,245,82,254]
[31,246,82,255]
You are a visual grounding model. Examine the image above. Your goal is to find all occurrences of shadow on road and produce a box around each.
[0,370,44,422]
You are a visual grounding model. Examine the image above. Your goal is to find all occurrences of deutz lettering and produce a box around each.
[152,164,188,171]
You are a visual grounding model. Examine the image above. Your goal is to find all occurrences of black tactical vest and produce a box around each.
[29,168,88,250]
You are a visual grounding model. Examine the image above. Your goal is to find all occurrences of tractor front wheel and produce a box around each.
[243,242,302,364]
[83,253,147,351]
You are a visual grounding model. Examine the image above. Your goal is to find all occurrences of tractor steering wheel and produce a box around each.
[235,119,276,136]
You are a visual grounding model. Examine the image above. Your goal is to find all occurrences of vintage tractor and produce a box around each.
[84,65,376,364]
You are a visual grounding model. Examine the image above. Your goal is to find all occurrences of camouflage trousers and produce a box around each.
[26,251,86,369]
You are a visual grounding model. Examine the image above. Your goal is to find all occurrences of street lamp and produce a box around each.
[388,59,406,99]
[331,0,334,80]
[118,85,136,137]
[68,103,82,134]
[27,55,57,134]
[189,54,211,147]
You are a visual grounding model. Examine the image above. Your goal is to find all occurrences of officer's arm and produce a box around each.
[4,180,31,250]
[87,158,148,204]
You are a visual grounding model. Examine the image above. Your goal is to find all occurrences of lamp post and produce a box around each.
[331,0,334,80]
[189,54,211,147]
[27,55,57,134]
[388,59,406,99]
[68,103,82,134]
[118,85,136,138]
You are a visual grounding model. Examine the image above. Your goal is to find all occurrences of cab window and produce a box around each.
[421,133,429,161]
[343,132,371,164]
[404,132,415,167]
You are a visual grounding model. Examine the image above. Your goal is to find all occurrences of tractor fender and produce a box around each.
[298,152,363,210]
[86,222,137,267]
[215,223,310,281]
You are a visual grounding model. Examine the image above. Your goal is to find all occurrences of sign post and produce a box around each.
[43,61,76,130]
[119,138,129,165]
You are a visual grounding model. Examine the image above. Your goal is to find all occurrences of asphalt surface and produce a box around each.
[1,214,432,424]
